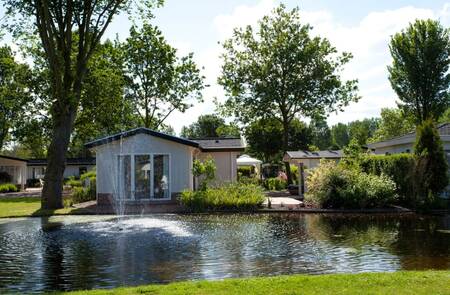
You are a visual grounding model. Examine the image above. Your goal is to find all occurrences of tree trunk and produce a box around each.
[282,120,292,184]
[41,110,76,209]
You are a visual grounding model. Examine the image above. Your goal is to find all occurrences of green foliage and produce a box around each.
[331,123,350,149]
[389,19,450,123]
[0,183,19,193]
[306,160,397,209]
[181,114,239,138]
[65,177,82,188]
[0,45,32,150]
[263,178,287,191]
[414,120,449,206]
[359,154,416,205]
[348,118,380,146]
[237,166,253,177]
[310,115,332,150]
[341,138,364,168]
[180,183,265,212]
[218,4,358,184]
[245,117,311,163]
[369,108,415,143]
[124,23,205,130]
[70,171,97,204]
[193,157,216,190]
[238,176,261,186]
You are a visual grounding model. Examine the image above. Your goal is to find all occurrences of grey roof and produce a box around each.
[27,157,96,166]
[285,150,343,159]
[84,128,245,151]
[85,128,200,149]
[367,122,450,148]
[0,155,27,162]
[191,138,245,151]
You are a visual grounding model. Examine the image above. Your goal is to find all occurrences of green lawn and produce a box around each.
[0,197,76,218]
[61,271,450,295]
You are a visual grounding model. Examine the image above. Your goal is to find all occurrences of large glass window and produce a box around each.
[117,154,170,200]
[153,155,169,199]
[118,155,132,199]
[134,155,151,200]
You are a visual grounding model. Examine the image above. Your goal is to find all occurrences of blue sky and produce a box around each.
[3,1,450,134]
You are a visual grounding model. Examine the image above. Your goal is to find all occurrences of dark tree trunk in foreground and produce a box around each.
[41,107,77,209]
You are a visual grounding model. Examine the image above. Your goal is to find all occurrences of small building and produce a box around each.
[0,155,27,190]
[367,123,450,155]
[27,157,96,181]
[283,150,343,169]
[85,128,245,205]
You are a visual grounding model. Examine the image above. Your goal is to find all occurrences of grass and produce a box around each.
[0,197,78,218]
[60,271,450,295]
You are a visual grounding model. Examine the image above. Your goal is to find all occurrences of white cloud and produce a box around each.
[167,2,450,134]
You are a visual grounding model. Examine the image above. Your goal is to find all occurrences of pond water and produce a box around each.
[0,213,449,293]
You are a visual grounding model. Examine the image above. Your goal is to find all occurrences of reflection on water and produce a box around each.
[0,213,449,293]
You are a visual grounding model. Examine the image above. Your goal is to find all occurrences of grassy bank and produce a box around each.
[62,271,450,295]
[0,197,76,218]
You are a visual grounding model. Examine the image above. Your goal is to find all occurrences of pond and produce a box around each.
[0,213,449,293]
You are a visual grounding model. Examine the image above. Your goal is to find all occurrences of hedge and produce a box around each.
[0,183,19,193]
[359,154,415,205]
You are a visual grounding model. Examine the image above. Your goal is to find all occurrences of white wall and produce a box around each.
[93,133,195,196]
[0,158,26,189]
[198,151,240,184]
[27,165,95,179]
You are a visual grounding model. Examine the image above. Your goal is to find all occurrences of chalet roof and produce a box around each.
[27,157,96,166]
[0,155,27,162]
[85,128,245,151]
[367,122,450,149]
[284,150,343,160]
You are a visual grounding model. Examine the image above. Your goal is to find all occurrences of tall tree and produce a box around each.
[389,19,450,123]
[123,23,205,130]
[309,116,332,150]
[0,46,32,151]
[348,118,379,146]
[414,119,448,206]
[181,114,239,138]
[4,0,162,209]
[369,108,415,143]
[70,40,138,157]
[330,123,349,149]
[245,117,311,164]
[218,5,358,183]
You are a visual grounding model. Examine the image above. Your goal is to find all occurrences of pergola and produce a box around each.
[237,154,262,176]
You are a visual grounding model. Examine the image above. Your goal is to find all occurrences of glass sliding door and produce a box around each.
[118,155,132,200]
[134,155,151,200]
[153,154,169,199]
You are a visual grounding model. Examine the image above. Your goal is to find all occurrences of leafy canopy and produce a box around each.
[123,23,205,130]
[389,19,450,123]
[181,114,240,139]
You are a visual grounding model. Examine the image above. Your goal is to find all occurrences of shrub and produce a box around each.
[70,170,96,204]
[263,177,287,191]
[237,166,253,177]
[193,157,216,190]
[180,183,265,212]
[306,160,397,209]
[0,183,19,193]
[65,176,82,188]
[359,154,415,205]
[0,172,12,184]
[414,119,449,207]
[238,176,261,186]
